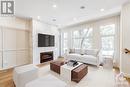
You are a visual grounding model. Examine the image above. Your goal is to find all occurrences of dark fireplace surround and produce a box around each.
[40,51,53,63]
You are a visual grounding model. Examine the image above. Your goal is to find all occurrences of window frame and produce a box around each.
[72,28,93,49]
[100,24,116,56]
[62,32,68,54]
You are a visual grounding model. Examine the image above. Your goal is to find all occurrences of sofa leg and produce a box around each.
[97,63,100,67]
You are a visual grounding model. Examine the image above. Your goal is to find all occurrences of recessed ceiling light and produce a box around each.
[52,18,56,21]
[100,9,105,12]
[53,4,57,8]
[80,6,85,9]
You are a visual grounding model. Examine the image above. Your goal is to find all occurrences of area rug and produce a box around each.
[38,64,116,87]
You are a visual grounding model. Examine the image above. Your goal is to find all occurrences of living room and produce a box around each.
[0,0,130,87]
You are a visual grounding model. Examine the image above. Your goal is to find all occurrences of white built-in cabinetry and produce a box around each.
[0,52,2,69]
[0,26,30,69]
[0,28,2,69]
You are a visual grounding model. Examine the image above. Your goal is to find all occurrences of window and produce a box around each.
[73,30,81,49]
[63,33,68,54]
[100,24,115,56]
[72,28,93,49]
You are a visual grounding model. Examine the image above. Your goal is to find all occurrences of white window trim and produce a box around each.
[100,24,116,57]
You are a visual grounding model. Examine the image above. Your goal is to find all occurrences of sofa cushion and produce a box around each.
[84,49,99,57]
[69,49,75,53]
[74,49,82,54]
[66,53,81,60]
[69,49,82,54]
[81,55,97,63]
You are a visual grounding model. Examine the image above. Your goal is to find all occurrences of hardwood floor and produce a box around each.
[0,61,130,87]
[113,67,130,87]
[0,68,15,87]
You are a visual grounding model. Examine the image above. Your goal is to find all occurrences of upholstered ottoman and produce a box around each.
[50,61,64,74]
[26,74,67,87]
[13,64,39,87]
[71,64,88,83]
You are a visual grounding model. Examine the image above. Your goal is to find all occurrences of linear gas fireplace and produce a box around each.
[40,51,53,63]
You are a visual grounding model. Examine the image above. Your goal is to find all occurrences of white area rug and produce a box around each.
[38,65,115,87]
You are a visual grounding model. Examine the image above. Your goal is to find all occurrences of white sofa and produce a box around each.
[65,49,101,66]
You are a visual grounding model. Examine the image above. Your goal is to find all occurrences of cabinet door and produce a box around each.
[3,51,16,69]
[3,29,16,50]
[0,28,2,50]
[0,28,2,69]
[16,30,29,49]
[16,50,29,66]
[0,52,2,69]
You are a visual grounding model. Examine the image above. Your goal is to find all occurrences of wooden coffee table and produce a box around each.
[60,62,83,82]
[50,61,88,83]
[50,61,64,74]
[71,64,88,82]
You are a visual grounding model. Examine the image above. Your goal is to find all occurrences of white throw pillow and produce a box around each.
[84,49,99,57]
[74,49,81,54]
[69,49,75,53]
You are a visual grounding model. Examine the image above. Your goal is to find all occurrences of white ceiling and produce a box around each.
[15,0,129,27]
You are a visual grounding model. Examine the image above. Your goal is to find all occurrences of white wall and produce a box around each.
[120,3,130,77]
[32,20,59,64]
[60,16,120,67]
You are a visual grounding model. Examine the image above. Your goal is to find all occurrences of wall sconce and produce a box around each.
[124,48,130,54]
